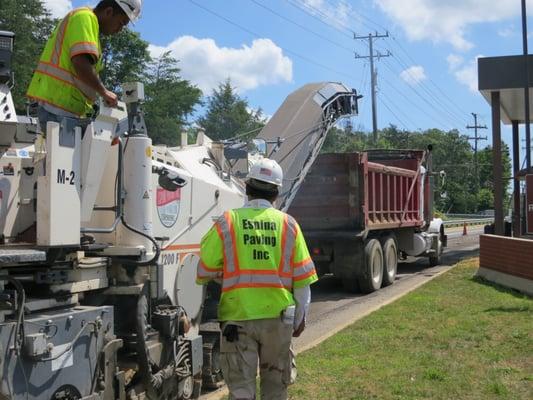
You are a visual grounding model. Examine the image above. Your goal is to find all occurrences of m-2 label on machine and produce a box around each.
[57,168,75,185]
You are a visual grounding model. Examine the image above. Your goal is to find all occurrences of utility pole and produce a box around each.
[466,112,488,211]
[354,32,391,144]
[522,0,531,171]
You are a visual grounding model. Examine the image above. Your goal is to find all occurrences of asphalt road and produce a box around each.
[201,228,482,399]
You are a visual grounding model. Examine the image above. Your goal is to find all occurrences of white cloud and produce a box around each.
[400,65,426,85]
[446,54,463,70]
[375,0,532,51]
[149,36,293,95]
[453,55,483,92]
[42,0,72,18]
[498,27,516,38]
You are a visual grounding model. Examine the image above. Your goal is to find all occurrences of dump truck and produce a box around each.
[289,149,446,293]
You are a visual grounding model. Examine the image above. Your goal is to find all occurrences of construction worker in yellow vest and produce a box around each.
[27,0,142,133]
[198,158,318,400]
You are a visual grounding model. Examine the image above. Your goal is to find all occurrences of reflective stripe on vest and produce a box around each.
[197,260,221,279]
[292,258,316,281]
[222,272,292,292]
[216,210,299,292]
[217,212,239,274]
[70,42,99,58]
[36,62,97,101]
[51,13,70,65]
[280,214,297,274]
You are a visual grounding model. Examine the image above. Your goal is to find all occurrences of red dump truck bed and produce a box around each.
[289,149,428,233]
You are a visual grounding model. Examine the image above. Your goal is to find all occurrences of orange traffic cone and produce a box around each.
[463,222,468,236]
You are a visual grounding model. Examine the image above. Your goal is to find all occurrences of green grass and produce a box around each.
[289,259,533,400]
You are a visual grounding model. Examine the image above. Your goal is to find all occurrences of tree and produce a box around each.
[0,0,55,112]
[197,79,266,141]
[403,128,476,213]
[100,28,151,94]
[143,52,202,145]
[381,125,412,148]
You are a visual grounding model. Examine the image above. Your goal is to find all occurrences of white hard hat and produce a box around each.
[247,158,283,187]
[115,0,142,22]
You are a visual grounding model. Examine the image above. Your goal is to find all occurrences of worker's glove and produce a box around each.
[292,319,305,337]
[222,324,239,343]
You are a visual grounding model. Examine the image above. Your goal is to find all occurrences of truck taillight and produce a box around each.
[312,247,322,255]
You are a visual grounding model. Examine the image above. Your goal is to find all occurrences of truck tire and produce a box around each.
[429,237,442,267]
[358,239,384,293]
[381,237,398,287]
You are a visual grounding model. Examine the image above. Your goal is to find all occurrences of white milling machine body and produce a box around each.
[0,31,360,400]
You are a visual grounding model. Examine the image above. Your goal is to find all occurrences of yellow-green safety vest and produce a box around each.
[27,7,102,117]
[198,207,318,321]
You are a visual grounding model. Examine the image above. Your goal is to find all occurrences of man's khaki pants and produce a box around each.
[220,318,293,400]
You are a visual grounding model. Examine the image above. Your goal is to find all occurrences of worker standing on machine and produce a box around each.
[197,158,318,400]
[26,0,142,133]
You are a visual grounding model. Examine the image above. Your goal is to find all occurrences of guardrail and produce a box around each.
[445,213,485,219]
[443,218,494,228]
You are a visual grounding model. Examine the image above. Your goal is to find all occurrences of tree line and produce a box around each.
[1,0,510,214]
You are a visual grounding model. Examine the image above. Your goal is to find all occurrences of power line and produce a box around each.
[390,35,470,124]
[187,0,358,82]
[378,72,454,131]
[379,60,458,130]
[285,0,465,133]
[383,56,468,128]
[288,0,469,130]
[285,0,355,38]
[249,0,354,54]
[372,39,467,126]
[321,0,389,33]
[380,96,410,131]
[384,50,469,127]
[380,94,419,130]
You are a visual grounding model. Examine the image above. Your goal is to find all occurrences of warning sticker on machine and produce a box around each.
[51,343,74,371]
[157,187,181,228]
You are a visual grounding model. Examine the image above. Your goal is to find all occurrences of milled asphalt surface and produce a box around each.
[200,228,482,400]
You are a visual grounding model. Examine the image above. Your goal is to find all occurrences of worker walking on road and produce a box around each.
[197,158,318,400]
[27,0,142,133]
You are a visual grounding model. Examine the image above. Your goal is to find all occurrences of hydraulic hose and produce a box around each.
[116,215,161,266]
[5,277,25,354]
[135,286,159,398]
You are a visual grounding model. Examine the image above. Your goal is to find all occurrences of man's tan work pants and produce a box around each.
[220,318,293,400]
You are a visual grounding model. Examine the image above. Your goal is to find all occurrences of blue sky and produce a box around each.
[44,0,533,158]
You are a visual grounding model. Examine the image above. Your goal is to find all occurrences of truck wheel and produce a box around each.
[358,239,384,293]
[381,237,398,287]
[429,237,442,267]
